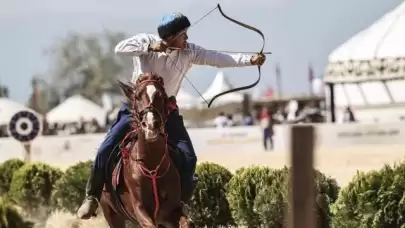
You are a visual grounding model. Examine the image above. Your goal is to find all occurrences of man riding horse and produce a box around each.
[77,12,266,219]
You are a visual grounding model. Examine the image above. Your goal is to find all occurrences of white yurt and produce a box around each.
[200,71,244,106]
[324,2,405,123]
[46,95,107,127]
[0,98,41,125]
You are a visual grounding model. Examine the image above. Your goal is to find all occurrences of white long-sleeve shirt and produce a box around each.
[114,33,253,97]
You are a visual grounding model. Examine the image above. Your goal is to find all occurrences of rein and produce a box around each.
[120,77,173,220]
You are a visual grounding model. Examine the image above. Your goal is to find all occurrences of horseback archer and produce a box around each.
[77,11,266,219]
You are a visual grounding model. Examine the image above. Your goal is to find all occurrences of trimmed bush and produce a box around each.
[252,167,289,228]
[227,166,340,228]
[226,166,274,228]
[332,163,405,228]
[0,198,34,228]
[253,168,340,228]
[0,159,25,195]
[189,162,234,227]
[51,160,93,213]
[8,162,63,214]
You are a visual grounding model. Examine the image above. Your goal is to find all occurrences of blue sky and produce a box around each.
[0,0,402,102]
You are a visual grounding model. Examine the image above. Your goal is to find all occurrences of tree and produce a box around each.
[44,30,132,104]
[26,76,61,114]
[0,85,9,98]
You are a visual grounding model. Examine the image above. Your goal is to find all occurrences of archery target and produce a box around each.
[15,118,33,135]
[8,111,42,143]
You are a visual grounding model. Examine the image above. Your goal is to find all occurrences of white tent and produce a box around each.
[176,88,195,109]
[0,98,41,125]
[200,71,244,106]
[46,95,107,127]
[325,2,405,83]
[329,2,405,62]
[324,2,405,123]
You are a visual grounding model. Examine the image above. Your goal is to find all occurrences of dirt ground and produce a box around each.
[197,145,405,187]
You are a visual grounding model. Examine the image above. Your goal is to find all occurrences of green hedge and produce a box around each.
[8,162,63,214]
[4,158,405,227]
[0,198,34,228]
[189,162,235,227]
[332,162,405,228]
[0,159,25,196]
[51,160,93,213]
[226,166,339,228]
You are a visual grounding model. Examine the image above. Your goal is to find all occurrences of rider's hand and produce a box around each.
[148,41,168,53]
[250,53,266,66]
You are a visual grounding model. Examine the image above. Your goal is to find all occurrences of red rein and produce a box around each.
[120,128,170,220]
[120,79,177,220]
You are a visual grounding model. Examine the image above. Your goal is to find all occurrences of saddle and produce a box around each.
[103,139,185,192]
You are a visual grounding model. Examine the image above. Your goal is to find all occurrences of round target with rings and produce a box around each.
[8,111,42,143]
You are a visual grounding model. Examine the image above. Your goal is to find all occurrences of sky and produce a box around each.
[0,0,403,103]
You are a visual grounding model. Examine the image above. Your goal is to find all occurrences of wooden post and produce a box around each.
[288,124,316,228]
[23,143,32,162]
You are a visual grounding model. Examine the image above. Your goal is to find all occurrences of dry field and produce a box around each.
[198,144,405,186]
[36,145,405,227]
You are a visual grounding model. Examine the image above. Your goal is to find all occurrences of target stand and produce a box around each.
[7,111,42,162]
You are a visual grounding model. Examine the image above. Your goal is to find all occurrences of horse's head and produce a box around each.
[119,72,168,141]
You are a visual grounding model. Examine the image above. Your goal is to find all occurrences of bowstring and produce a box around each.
[165,5,219,106]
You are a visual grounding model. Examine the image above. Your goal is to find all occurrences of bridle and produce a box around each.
[166,4,268,108]
[131,78,168,133]
[121,77,171,221]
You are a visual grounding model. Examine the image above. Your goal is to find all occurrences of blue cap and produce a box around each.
[158,13,190,39]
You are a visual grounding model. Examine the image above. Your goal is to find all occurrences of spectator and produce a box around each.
[259,106,274,151]
[226,114,234,127]
[243,113,254,126]
[343,106,356,123]
[214,112,227,128]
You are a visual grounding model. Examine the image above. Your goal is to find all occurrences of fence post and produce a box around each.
[288,124,316,228]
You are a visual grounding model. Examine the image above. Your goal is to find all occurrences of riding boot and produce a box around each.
[77,166,104,219]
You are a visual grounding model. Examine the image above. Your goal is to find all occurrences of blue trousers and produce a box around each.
[263,127,274,150]
[94,104,197,196]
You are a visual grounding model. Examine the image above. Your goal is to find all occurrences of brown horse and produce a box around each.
[100,72,189,228]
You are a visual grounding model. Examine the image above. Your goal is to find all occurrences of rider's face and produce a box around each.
[167,29,188,49]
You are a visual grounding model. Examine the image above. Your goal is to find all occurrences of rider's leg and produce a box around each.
[77,104,132,219]
[165,110,197,203]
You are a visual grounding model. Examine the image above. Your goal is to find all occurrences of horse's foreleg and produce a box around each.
[159,206,189,228]
[133,204,157,228]
[100,194,126,228]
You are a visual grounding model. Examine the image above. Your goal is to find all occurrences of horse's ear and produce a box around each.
[157,76,164,86]
[118,80,135,99]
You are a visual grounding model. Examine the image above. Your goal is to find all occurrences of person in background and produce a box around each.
[243,112,254,126]
[215,112,227,128]
[226,114,234,127]
[259,106,274,151]
[343,106,356,123]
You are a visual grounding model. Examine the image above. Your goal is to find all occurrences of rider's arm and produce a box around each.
[188,43,252,68]
[114,33,160,56]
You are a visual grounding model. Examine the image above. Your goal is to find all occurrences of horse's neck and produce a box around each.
[132,134,167,167]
